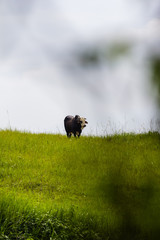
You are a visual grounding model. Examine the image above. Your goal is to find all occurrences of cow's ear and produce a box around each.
[75,115,81,123]
[74,115,79,123]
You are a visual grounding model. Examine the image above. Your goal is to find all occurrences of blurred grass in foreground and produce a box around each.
[0,130,160,239]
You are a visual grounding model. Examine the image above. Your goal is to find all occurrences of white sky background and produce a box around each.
[0,0,160,135]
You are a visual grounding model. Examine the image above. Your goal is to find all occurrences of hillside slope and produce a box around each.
[0,130,160,239]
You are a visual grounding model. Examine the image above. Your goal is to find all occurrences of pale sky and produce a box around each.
[0,0,160,135]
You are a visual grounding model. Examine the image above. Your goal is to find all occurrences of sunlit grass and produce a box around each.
[0,130,160,239]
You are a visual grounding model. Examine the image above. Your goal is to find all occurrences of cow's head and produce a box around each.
[80,117,88,129]
[75,115,88,129]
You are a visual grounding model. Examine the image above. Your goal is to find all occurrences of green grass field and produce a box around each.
[0,130,160,239]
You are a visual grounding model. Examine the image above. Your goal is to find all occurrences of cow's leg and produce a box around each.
[74,131,80,137]
[78,130,81,137]
[67,132,71,138]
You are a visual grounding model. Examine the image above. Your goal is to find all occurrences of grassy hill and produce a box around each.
[0,130,160,239]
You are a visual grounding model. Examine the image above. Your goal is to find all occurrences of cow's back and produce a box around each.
[64,115,74,122]
[64,115,74,132]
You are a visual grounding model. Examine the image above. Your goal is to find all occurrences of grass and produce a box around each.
[0,130,160,239]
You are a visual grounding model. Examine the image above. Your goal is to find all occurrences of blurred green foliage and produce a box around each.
[106,43,130,60]
[76,42,130,67]
[150,57,160,107]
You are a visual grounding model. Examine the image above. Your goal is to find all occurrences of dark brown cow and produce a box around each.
[64,115,88,138]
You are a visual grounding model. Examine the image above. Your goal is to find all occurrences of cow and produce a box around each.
[64,115,88,138]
